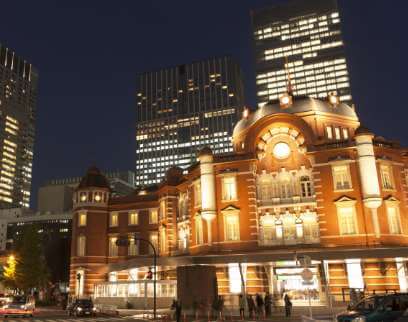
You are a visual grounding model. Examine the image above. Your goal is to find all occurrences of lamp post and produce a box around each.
[135,237,157,320]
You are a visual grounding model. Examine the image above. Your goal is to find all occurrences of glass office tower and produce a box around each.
[252,0,352,107]
[0,44,37,208]
[135,56,245,186]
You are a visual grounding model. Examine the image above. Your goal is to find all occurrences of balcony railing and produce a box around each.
[259,236,320,246]
[258,195,315,207]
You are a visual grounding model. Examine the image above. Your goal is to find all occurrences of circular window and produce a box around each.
[272,142,291,159]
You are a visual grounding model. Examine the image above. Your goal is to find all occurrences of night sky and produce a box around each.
[0,0,407,209]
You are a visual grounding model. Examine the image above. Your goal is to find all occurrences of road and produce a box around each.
[3,317,135,322]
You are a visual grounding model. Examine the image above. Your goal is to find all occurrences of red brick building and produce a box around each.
[70,93,408,308]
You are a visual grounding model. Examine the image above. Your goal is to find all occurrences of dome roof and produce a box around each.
[77,166,110,190]
[233,96,357,137]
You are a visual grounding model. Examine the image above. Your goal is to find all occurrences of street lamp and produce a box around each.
[117,236,157,319]
[135,237,157,320]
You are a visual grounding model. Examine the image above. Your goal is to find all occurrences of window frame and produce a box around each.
[109,212,119,227]
[149,209,158,224]
[335,199,358,235]
[108,236,118,257]
[223,210,240,241]
[385,199,402,235]
[78,211,87,227]
[77,235,86,257]
[326,126,333,139]
[331,164,353,191]
[379,163,395,191]
[194,180,201,207]
[221,175,238,201]
[128,211,139,226]
[195,215,204,245]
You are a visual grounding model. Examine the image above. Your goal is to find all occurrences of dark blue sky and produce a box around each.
[0,0,407,208]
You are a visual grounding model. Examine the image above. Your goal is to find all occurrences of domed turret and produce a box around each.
[74,166,110,206]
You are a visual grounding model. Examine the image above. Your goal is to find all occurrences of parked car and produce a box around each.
[67,299,97,317]
[337,293,408,322]
[0,295,35,317]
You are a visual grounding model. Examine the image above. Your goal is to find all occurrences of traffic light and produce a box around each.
[146,269,153,280]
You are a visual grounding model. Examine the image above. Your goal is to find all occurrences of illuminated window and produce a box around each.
[334,127,341,140]
[228,263,246,294]
[149,232,158,254]
[160,226,166,253]
[77,235,86,256]
[337,206,357,235]
[78,211,87,227]
[110,212,119,227]
[380,164,394,190]
[160,200,166,219]
[332,165,352,190]
[195,215,203,245]
[128,236,138,256]
[108,236,118,256]
[128,211,138,225]
[222,176,237,201]
[194,181,201,206]
[342,128,349,140]
[149,209,158,224]
[326,126,333,139]
[387,205,401,234]
[346,259,364,289]
[224,212,240,241]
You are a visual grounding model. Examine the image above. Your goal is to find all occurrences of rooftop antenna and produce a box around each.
[284,56,294,95]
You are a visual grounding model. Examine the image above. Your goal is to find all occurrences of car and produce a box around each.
[0,295,35,318]
[67,299,97,317]
[337,293,408,322]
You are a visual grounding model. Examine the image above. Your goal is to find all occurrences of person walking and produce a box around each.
[239,294,246,320]
[264,292,272,318]
[284,293,292,317]
[255,293,264,319]
[247,295,255,319]
[175,300,182,322]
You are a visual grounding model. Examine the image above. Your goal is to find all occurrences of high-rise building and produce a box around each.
[0,44,37,208]
[252,0,352,107]
[135,56,245,186]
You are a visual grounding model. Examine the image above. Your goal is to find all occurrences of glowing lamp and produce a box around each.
[94,194,101,202]
[80,194,87,202]
[279,93,292,107]
[328,92,339,105]
[272,142,291,159]
[242,108,249,119]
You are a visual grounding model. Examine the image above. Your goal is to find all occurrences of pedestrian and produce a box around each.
[255,293,264,319]
[247,295,255,319]
[284,293,292,317]
[239,294,245,320]
[175,300,182,322]
[218,295,224,320]
[264,291,272,318]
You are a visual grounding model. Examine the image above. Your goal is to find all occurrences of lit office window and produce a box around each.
[77,235,86,256]
[110,212,119,227]
[337,206,357,235]
[222,176,237,201]
[380,164,394,190]
[78,211,87,227]
[332,165,352,190]
[128,211,139,225]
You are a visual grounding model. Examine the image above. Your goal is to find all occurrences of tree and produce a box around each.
[2,254,17,290]
[14,225,50,293]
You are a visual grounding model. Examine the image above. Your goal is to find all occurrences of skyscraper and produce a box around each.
[135,56,245,186]
[0,44,37,208]
[252,0,352,107]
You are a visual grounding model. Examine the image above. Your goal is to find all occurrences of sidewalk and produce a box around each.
[118,305,345,321]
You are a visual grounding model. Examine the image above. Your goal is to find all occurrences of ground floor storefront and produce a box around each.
[83,246,408,309]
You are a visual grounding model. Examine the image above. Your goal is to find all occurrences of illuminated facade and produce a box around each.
[71,93,408,309]
[0,44,37,208]
[252,0,352,107]
[135,56,245,186]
